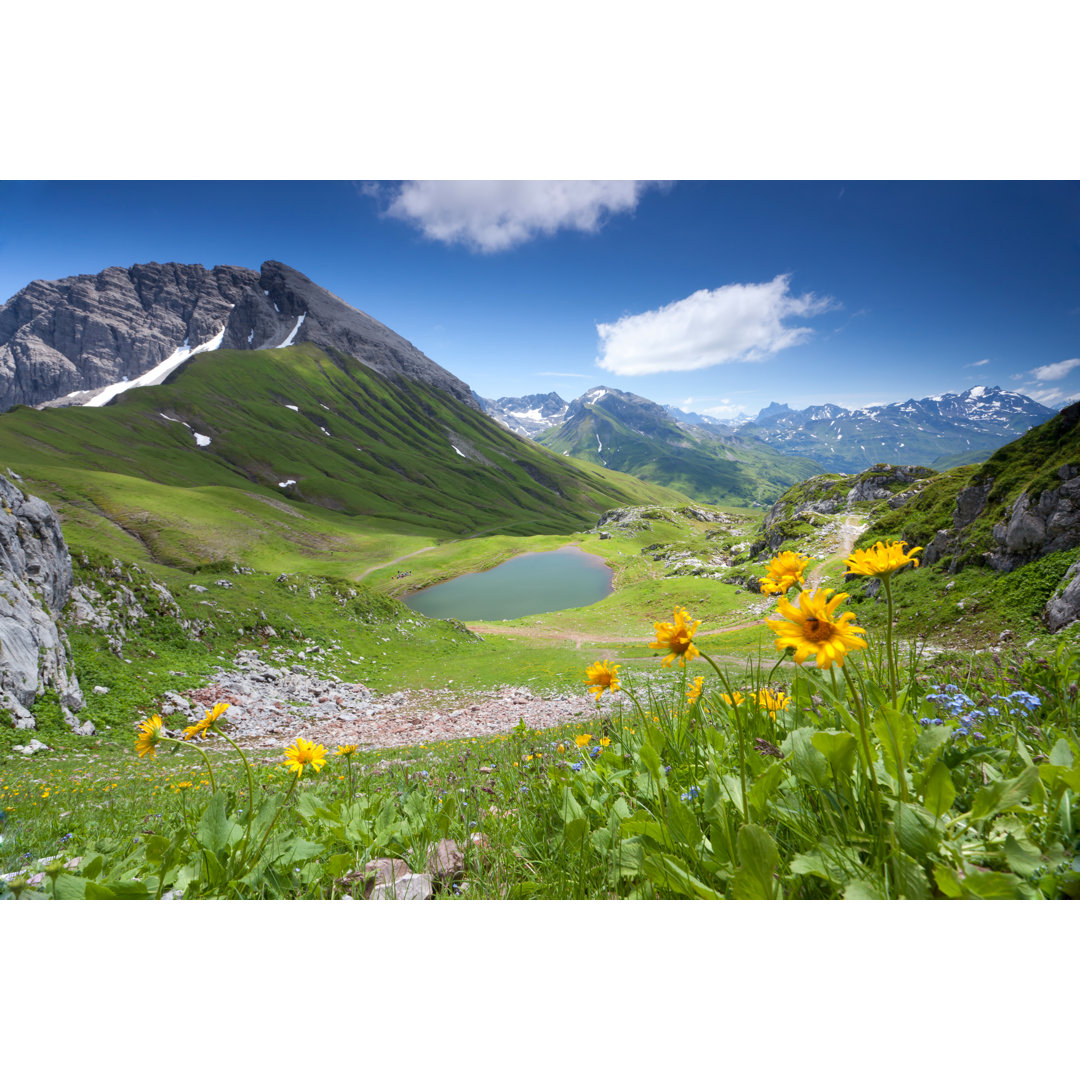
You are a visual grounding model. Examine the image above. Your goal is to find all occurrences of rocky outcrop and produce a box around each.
[0,472,88,732]
[0,261,477,413]
[986,466,1080,572]
[759,465,935,553]
[1044,559,1080,632]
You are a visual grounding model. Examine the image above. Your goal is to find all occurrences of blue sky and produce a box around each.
[1,180,1077,419]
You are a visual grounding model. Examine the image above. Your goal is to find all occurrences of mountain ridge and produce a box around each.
[0,260,475,412]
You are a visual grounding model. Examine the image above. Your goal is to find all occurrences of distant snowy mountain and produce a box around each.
[477,391,569,437]
[736,386,1054,471]
[534,386,821,506]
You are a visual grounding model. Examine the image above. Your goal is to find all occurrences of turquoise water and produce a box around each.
[404,545,613,620]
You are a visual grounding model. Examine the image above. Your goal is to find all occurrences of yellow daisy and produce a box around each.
[283,737,327,777]
[182,717,214,741]
[135,715,163,759]
[758,551,809,596]
[755,689,791,715]
[584,660,621,701]
[844,540,923,580]
[575,733,593,748]
[686,676,705,704]
[766,588,867,669]
[721,691,745,707]
[335,744,359,756]
[650,607,701,668]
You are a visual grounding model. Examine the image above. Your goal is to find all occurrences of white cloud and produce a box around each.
[595,275,836,376]
[1030,357,1080,382]
[965,358,990,368]
[374,181,664,253]
[1015,383,1080,407]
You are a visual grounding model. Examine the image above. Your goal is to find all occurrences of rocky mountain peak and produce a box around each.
[0,260,477,413]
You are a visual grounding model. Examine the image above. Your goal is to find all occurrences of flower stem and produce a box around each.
[882,575,898,706]
[699,649,750,822]
[164,737,216,793]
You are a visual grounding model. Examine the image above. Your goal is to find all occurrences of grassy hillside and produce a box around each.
[0,345,678,571]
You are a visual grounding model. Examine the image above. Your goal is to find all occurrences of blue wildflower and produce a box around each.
[570,763,583,773]
[680,786,701,802]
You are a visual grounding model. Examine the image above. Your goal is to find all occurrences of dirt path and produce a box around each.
[354,544,443,581]
[807,514,865,588]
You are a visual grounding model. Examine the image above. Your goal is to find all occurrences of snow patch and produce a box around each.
[284,405,299,412]
[320,427,331,437]
[85,324,226,407]
[451,445,466,458]
[278,480,296,488]
[596,434,603,453]
[247,329,254,344]
[193,432,211,447]
[275,312,306,349]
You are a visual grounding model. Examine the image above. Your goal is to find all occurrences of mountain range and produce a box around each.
[533,386,822,506]
[735,386,1054,471]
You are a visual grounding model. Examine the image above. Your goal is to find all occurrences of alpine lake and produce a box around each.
[404,545,613,621]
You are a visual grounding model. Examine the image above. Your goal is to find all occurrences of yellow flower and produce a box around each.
[766,589,867,669]
[182,702,230,741]
[135,715,164,758]
[176,781,192,790]
[650,607,701,668]
[335,744,358,756]
[686,676,705,704]
[282,737,327,777]
[599,737,611,748]
[755,689,790,715]
[844,539,923,580]
[556,743,566,753]
[758,551,809,596]
[721,692,745,707]
[182,717,213,741]
[584,660,621,701]
[575,733,593,748]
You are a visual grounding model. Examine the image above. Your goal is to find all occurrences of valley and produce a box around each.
[1,256,1078,901]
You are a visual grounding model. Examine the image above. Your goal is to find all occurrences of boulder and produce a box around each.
[1044,559,1080,632]
[0,472,86,731]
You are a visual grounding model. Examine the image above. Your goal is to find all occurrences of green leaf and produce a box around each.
[91,879,148,900]
[843,879,885,900]
[560,787,585,825]
[1049,738,1074,768]
[969,766,1038,822]
[638,741,666,789]
[783,727,828,787]
[962,869,1026,899]
[915,723,951,758]
[196,792,233,854]
[896,805,940,862]
[612,837,645,878]
[1002,834,1043,877]
[748,762,785,814]
[144,834,171,860]
[326,853,354,879]
[83,881,117,900]
[643,852,724,899]
[811,730,858,779]
[894,853,932,900]
[933,864,965,899]
[52,873,87,900]
[921,761,957,820]
[732,824,779,900]
[789,844,850,887]
[872,707,918,783]
[666,797,703,851]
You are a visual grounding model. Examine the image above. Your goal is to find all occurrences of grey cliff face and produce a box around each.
[0,472,88,732]
[0,260,477,412]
